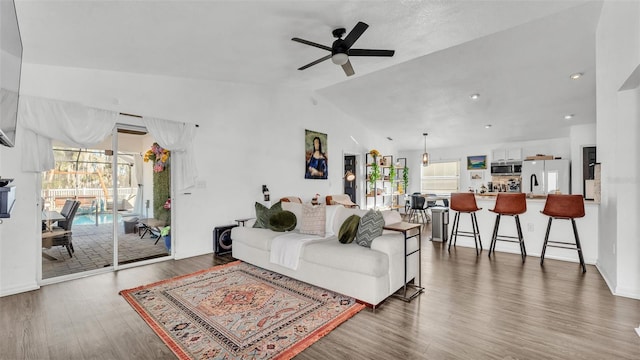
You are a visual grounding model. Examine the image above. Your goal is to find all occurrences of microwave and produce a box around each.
[490,161,522,175]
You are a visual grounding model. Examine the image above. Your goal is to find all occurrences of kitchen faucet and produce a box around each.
[530,174,539,193]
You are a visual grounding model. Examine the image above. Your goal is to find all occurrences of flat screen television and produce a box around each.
[0,0,23,147]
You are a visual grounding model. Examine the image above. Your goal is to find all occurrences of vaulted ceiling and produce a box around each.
[14,0,602,150]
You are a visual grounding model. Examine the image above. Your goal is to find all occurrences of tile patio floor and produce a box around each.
[42,221,170,279]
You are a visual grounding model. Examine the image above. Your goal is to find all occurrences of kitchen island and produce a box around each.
[448,194,598,265]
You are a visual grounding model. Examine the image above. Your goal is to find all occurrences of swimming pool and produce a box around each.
[74,213,122,225]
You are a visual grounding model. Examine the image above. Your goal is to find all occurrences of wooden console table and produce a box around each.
[383,222,424,302]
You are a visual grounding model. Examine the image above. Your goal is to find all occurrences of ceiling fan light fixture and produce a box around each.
[331,53,349,65]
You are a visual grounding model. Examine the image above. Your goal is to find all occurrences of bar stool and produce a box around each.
[540,194,587,273]
[448,193,483,255]
[488,193,527,262]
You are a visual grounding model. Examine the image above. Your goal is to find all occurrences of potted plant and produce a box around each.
[388,164,396,194]
[161,226,171,252]
[403,164,409,194]
[368,149,381,194]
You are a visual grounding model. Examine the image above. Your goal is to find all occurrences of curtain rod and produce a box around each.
[119,112,200,127]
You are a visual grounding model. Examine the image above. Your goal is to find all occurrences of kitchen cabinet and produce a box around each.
[507,148,522,161]
[492,149,506,162]
[492,147,522,162]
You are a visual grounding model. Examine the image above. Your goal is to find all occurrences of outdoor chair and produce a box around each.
[52,200,80,258]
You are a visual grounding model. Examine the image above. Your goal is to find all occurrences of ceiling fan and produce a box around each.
[292,21,395,77]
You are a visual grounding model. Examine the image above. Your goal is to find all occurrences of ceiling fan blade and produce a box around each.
[342,21,369,48]
[298,54,332,70]
[291,37,331,51]
[342,60,355,76]
[348,49,395,57]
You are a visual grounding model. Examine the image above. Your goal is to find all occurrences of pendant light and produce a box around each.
[422,132,429,167]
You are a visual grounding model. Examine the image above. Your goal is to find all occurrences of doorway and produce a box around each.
[582,146,596,199]
[344,155,356,203]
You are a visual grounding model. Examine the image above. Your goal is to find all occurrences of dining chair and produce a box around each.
[408,193,429,223]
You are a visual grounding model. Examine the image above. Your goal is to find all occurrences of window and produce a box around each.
[421,160,460,195]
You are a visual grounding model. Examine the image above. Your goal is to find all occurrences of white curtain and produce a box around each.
[119,153,144,216]
[18,95,118,172]
[143,117,198,192]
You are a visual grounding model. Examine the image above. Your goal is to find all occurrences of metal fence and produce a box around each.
[42,187,138,212]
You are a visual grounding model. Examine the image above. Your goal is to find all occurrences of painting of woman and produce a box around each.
[305,130,328,179]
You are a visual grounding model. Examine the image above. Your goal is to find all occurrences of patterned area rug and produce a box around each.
[120,261,365,359]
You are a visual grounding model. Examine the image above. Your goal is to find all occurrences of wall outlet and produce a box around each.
[527,223,534,232]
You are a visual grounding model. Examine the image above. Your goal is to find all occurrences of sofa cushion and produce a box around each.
[231,226,284,251]
[282,202,302,230]
[338,214,360,244]
[381,210,402,225]
[253,201,282,229]
[268,210,297,232]
[303,240,388,277]
[300,204,326,237]
[325,205,342,236]
[355,210,385,248]
[332,206,368,235]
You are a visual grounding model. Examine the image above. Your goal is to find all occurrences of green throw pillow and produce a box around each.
[338,214,361,244]
[253,201,282,229]
[355,210,385,248]
[268,210,297,232]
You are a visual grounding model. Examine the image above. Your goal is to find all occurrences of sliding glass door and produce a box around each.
[41,124,172,281]
[115,128,171,266]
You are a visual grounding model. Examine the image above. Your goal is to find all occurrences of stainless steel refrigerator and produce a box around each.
[521,159,570,195]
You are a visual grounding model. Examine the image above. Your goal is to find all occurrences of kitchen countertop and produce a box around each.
[473,192,599,204]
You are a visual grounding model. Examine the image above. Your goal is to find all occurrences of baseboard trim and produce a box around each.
[595,262,640,300]
[0,282,39,298]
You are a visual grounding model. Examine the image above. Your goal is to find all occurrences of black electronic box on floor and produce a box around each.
[213,224,237,255]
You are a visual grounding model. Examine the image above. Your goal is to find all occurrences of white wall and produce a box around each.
[595,0,640,299]
[0,63,395,296]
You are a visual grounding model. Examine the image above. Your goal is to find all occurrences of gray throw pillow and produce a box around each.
[338,214,361,244]
[253,201,282,229]
[355,210,384,248]
[268,210,297,232]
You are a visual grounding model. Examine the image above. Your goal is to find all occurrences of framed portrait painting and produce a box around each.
[305,129,328,179]
[467,155,487,170]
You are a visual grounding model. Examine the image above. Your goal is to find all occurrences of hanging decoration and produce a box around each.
[144,143,170,173]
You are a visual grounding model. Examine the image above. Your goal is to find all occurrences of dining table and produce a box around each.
[42,210,65,230]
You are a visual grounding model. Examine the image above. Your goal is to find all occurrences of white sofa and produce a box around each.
[231,203,419,306]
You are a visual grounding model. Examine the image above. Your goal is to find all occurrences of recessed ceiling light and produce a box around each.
[570,72,583,80]
[485,124,492,129]
[564,114,574,120]
[470,93,480,100]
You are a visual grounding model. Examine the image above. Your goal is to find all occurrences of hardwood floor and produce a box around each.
[1,237,639,359]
